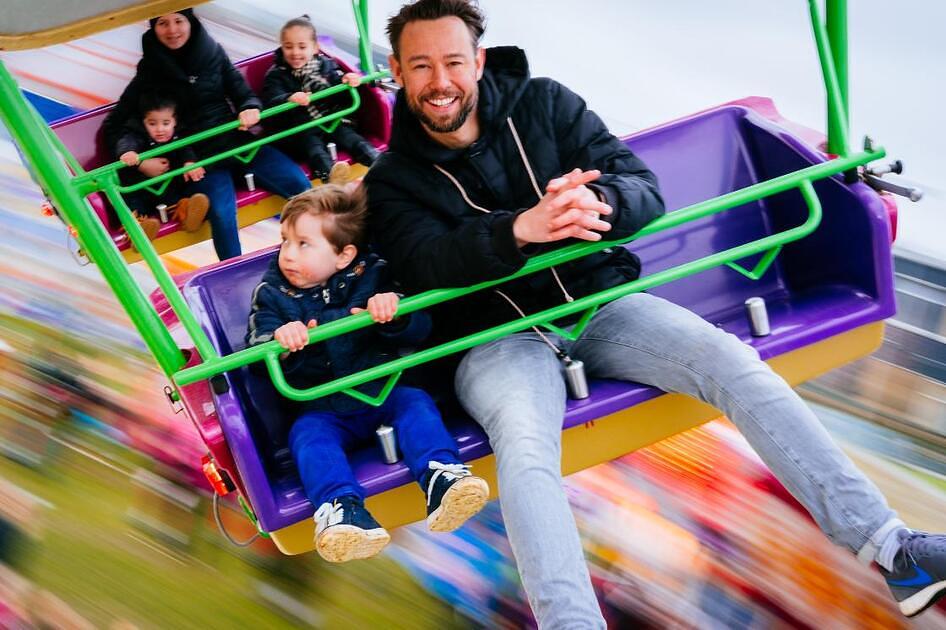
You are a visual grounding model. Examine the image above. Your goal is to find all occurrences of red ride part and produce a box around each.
[201,454,235,496]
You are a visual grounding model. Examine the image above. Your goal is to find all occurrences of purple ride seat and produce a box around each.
[183,102,895,533]
[50,41,391,248]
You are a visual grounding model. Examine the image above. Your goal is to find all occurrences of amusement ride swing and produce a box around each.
[0,0,921,554]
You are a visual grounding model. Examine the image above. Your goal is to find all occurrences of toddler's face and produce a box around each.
[278,213,350,289]
[143,107,176,143]
[281,26,319,70]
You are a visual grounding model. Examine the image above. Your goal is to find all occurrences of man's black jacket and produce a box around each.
[102,15,262,159]
[364,46,665,342]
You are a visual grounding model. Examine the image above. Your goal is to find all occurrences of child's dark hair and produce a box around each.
[138,92,177,119]
[281,185,367,252]
[280,14,317,42]
[387,0,484,60]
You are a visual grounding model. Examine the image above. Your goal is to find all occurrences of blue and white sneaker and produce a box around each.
[313,496,390,563]
[424,462,489,532]
[880,530,946,617]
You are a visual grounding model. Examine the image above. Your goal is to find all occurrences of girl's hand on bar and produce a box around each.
[138,157,169,177]
[238,108,261,131]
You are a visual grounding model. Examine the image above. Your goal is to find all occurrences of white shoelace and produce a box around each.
[314,500,344,533]
[426,462,471,506]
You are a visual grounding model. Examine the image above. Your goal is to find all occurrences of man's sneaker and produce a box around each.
[880,530,946,617]
[313,496,390,563]
[424,462,489,533]
[172,193,210,232]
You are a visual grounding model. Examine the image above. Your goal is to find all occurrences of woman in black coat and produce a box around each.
[103,9,311,260]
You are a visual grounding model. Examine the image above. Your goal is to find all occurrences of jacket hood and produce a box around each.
[271,47,289,69]
[388,46,531,163]
[149,8,196,29]
[139,12,214,78]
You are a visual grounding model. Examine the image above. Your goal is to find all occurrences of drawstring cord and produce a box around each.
[507,117,575,303]
[507,117,543,200]
[433,117,576,303]
[433,164,491,214]
[495,288,588,401]
[494,289,565,359]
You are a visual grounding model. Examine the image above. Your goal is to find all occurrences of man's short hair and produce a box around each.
[386,0,485,60]
[280,185,367,252]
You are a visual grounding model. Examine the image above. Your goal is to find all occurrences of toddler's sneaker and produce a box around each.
[130,211,159,251]
[313,496,389,563]
[880,530,946,617]
[425,462,489,533]
[172,193,210,232]
[328,161,351,185]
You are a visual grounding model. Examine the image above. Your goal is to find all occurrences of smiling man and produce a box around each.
[363,1,946,626]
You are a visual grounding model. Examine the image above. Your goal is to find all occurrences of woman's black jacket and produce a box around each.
[102,18,262,159]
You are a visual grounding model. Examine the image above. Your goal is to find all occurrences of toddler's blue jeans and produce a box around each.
[289,386,461,506]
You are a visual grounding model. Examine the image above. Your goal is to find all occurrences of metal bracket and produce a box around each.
[341,371,403,407]
[164,385,184,414]
[726,246,782,280]
[142,176,173,197]
[315,118,343,134]
[540,306,599,341]
[233,145,262,165]
[238,495,271,539]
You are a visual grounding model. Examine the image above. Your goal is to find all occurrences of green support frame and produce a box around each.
[352,0,374,73]
[811,0,850,156]
[0,1,879,411]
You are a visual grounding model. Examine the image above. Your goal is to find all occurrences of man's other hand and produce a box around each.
[512,169,612,246]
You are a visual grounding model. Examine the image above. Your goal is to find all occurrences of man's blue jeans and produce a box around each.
[455,292,900,629]
[289,386,462,506]
[190,145,310,260]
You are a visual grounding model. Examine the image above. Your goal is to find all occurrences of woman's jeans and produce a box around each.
[190,145,310,260]
[289,386,461,506]
[455,292,899,629]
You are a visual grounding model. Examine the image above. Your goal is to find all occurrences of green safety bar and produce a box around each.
[174,147,884,404]
[75,75,385,198]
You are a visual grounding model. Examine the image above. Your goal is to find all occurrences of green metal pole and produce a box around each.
[100,179,219,363]
[826,0,849,116]
[809,0,850,156]
[353,0,374,73]
[0,61,185,376]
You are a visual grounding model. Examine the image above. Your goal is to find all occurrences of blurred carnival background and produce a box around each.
[1,1,944,627]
